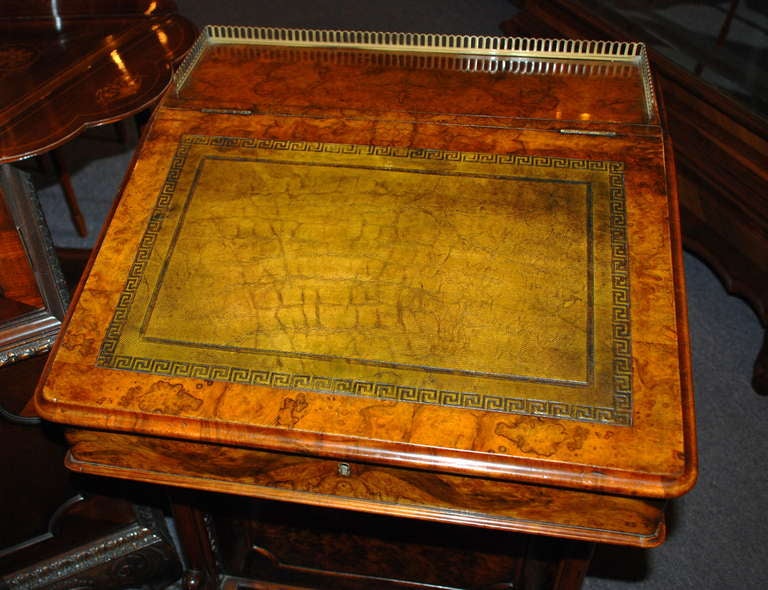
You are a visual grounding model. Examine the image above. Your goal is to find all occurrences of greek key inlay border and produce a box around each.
[98,136,632,425]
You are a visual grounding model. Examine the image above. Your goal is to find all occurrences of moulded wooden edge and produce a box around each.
[0,14,198,164]
[64,429,668,548]
[34,384,696,503]
[33,78,695,502]
[656,126,698,500]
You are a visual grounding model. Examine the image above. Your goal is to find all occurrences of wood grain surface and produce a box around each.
[65,428,667,547]
[0,1,197,163]
[35,28,696,549]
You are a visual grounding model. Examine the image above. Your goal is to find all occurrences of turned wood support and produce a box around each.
[169,490,220,590]
[521,537,595,590]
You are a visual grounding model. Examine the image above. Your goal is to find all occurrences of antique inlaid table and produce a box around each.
[34,26,697,590]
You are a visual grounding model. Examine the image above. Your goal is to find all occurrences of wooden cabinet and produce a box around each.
[34,26,696,589]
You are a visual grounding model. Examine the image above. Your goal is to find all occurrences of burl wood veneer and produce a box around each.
[35,27,696,589]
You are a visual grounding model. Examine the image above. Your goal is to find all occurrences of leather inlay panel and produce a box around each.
[98,135,631,423]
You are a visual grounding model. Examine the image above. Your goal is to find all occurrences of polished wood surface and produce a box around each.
[503,0,768,395]
[65,429,667,547]
[34,27,696,589]
[0,1,198,164]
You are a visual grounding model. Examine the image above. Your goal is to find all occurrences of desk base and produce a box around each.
[172,492,594,590]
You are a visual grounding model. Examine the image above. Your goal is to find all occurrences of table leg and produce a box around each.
[522,537,595,590]
[47,149,87,237]
[169,489,220,590]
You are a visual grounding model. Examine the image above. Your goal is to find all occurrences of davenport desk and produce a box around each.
[34,26,697,590]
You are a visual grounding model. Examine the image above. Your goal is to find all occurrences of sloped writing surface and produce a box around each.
[98,135,631,424]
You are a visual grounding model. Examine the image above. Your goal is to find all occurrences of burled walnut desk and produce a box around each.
[35,27,697,590]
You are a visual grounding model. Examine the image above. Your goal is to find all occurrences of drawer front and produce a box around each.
[65,429,666,547]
